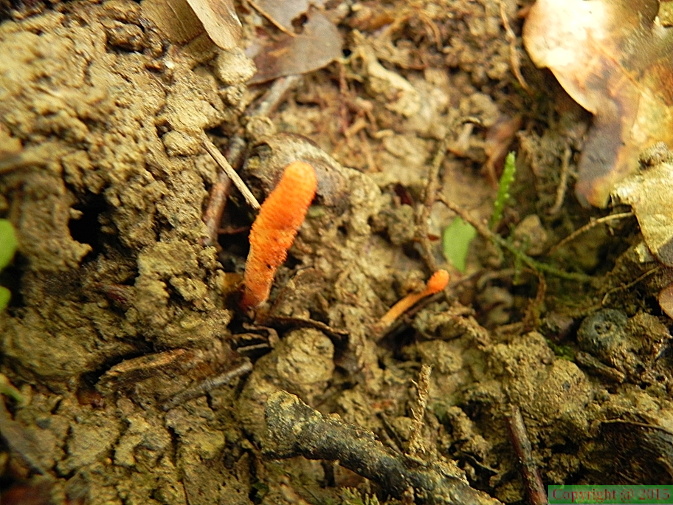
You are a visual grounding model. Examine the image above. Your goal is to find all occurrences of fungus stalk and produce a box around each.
[241,161,317,309]
[378,270,449,328]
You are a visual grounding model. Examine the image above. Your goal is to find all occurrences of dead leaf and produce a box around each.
[249,0,327,33]
[611,145,673,319]
[658,283,673,319]
[185,0,242,50]
[523,0,673,207]
[612,150,673,267]
[142,0,204,46]
[484,114,522,186]
[249,10,342,84]
[142,0,241,50]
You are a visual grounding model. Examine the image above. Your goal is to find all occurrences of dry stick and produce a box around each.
[416,136,450,273]
[202,74,303,245]
[406,365,432,460]
[600,418,673,435]
[437,196,592,283]
[601,265,661,307]
[506,406,547,505]
[252,74,303,117]
[416,121,480,273]
[162,359,253,411]
[547,212,633,257]
[203,137,260,210]
[267,315,349,340]
[498,0,530,93]
[202,164,234,247]
[548,146,572,215]
[264,391,502,505]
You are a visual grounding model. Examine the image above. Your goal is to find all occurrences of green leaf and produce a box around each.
[0,286,10,311]
[442,218,477,273]
[0,219,17,270]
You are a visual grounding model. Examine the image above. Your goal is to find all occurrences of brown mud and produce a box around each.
[1,1,673,504]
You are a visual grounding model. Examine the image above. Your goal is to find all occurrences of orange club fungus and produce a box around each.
[241,161,318,309]
[378,269,450,328]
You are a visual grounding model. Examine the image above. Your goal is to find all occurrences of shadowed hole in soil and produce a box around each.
[68,193,106,259]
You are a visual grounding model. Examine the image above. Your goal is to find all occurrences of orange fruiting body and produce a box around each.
[424,269,449,295]
[241,161,317,309]
[378,269,449,328]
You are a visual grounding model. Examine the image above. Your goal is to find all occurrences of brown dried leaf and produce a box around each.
[141,0,242,50]
[523,0,673,207]
[185,0,242,50]
[250,10,342,84]
[249,0,327,33]
[658,283,673,319]
[142,0,205,46]
[613,150,673,267]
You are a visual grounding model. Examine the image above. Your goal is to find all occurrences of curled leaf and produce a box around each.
[142,0,242,50]
[185,0,242,50]
[658,283,673,320]
[524,0,673,207]
[249,0,327,33]
[249,10,342,84]
[612,150,673,267]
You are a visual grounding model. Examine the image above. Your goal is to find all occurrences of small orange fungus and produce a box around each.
[379,269,449,328]
[241,161,317,309]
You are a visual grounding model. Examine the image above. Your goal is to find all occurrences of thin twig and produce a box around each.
[252,74,302,117]
[266,315,349,340]
[548,146,571,215]
[498,0,530,93]
[506,406,547,505]
[203,137,260,210]
[161,359,253,411]
[416,136,450,273]
[407,365,432,460]
[201,74,303,245]
[202,167,234,246]
[547,212,633,256]
[601,265,661,306]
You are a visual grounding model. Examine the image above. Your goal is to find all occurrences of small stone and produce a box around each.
[576,309,627,360]
[512,214,548,256]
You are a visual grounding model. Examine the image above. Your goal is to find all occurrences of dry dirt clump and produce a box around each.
[0,2,249,502]
[0,1,240,381]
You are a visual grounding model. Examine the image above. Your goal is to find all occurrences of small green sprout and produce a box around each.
[490,151,517,229]
[0,219,18,310]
